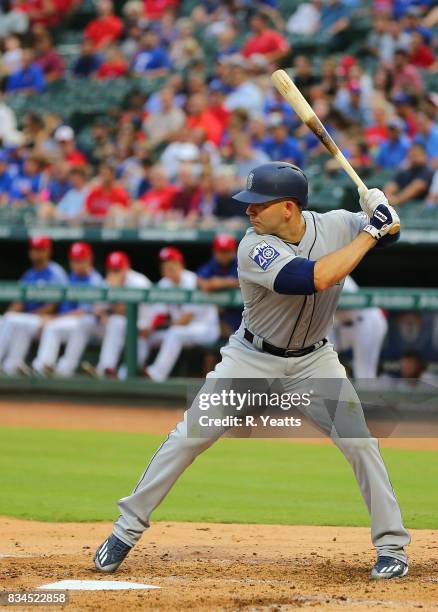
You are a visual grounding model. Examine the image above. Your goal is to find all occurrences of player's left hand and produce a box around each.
[358,187,389,218]
[363,203,400,241]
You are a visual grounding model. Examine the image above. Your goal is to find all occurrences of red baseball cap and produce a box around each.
[29,235,52,250]
[159,247,184,264]
[106,251,131,270]
[213,234,237,252]
[69,242,93,261]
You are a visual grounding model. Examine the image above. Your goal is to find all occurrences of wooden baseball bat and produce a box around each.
[271,69,400,234]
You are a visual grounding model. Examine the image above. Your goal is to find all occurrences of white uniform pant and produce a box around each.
[143,322,220,382]
[32,314,96,377]
[0,312,42,374]
[335,309,388,379]
[113,335,409,562]
[97,314,130,374]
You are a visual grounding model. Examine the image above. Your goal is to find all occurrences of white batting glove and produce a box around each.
[358,187,389,218]
[362,203,400,241]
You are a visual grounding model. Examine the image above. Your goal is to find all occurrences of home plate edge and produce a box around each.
[38,580,161,591]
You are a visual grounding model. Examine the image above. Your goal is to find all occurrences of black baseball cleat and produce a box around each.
[94,535,132,573]
[371,556,408,579]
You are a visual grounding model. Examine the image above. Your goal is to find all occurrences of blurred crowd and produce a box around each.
[0,0,436,228]
[0,233,240,379]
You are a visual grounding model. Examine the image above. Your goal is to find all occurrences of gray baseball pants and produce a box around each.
[113,335,410,562]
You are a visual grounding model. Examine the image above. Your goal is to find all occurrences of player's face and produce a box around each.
[70,259,91,276]
[161,260,183,284]
[29,247,50,267]
[214,249,235,266]
[246,200,288,235]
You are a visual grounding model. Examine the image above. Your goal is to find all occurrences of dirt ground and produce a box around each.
[1,400,438,610]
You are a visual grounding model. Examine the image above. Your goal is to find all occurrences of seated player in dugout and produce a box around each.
[95,162,410,581]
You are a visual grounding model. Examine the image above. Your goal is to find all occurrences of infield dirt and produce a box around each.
[1,400,438,610]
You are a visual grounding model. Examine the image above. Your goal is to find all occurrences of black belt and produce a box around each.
[244,328,327,358]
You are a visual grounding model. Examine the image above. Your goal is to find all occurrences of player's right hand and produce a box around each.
[358,187,389,218]
[362,203,400,241]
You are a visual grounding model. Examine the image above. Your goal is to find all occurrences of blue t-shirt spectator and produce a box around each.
[262,136,304,167]
[414,125,438,161]
[376,136,410,169]
[56,186,88,218]
[58,269,103,314]
[21,262,68,313]
[6,64,46,95]
[8,171,42,202]
[320,1,351,30]
[132,47,170,73]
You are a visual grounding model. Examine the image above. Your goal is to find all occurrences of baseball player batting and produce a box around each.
[94,162,409,580]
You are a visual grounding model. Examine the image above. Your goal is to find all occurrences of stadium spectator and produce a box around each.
[391,48,424,96]
[15,0,73,27]
[171,163,203,218]
[293,56,319,101]
[320,0,352,50]
[144,0,179,20]
[54,125,87,168]
[1,34,24,76]
[84,0,123,50]
[0,236,67,376]
[334,81,373,126]
[414,112,438,168]
[0,1,29,38]
[8,155,43,206]
[160,127,200,179]
[224,56,264,115]
[0,92,19,146]
[33,31,65,83]
[141,246,219,381]
[206,82,231,134]
[286,0,321,35]
[85,163,130,218]
[233,134,270,183]
[71,39,102,78]
[375,118,410,169]
[261,113,304,166]
[42,160,71,205]
[365,106,390,151]
[83,250,151,378]
[385,143,434,205]
[96,46,128,79]
[32,242,103,377]
[0,152,13,205]
[186,93,223,146]
[169,18,204,69]
[392,92,417,138]
[408,31,436,69]
[241,12,288,62]
[42,166,90,220]
[137,164,178,215]
[131,28,171,76]
[5,47,46,95]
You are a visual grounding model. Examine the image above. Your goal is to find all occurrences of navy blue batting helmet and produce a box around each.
[232,162,308,209]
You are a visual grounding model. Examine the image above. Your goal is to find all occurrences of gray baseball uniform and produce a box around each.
[113,209,410,562]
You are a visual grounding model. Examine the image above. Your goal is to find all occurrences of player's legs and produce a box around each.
[2,313,42,374]
[292,344,409,563]
[146,323,219,382]
[97,314,126,374]
[32,318,69,373]
[352,310,388,379]
[113,335,285,547]
[56,314,96,377]
[0,314,15,364]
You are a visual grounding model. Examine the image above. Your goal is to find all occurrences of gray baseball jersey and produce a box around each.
[237,209,368,349]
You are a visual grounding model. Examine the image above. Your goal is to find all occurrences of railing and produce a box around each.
[0,284,436,377]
